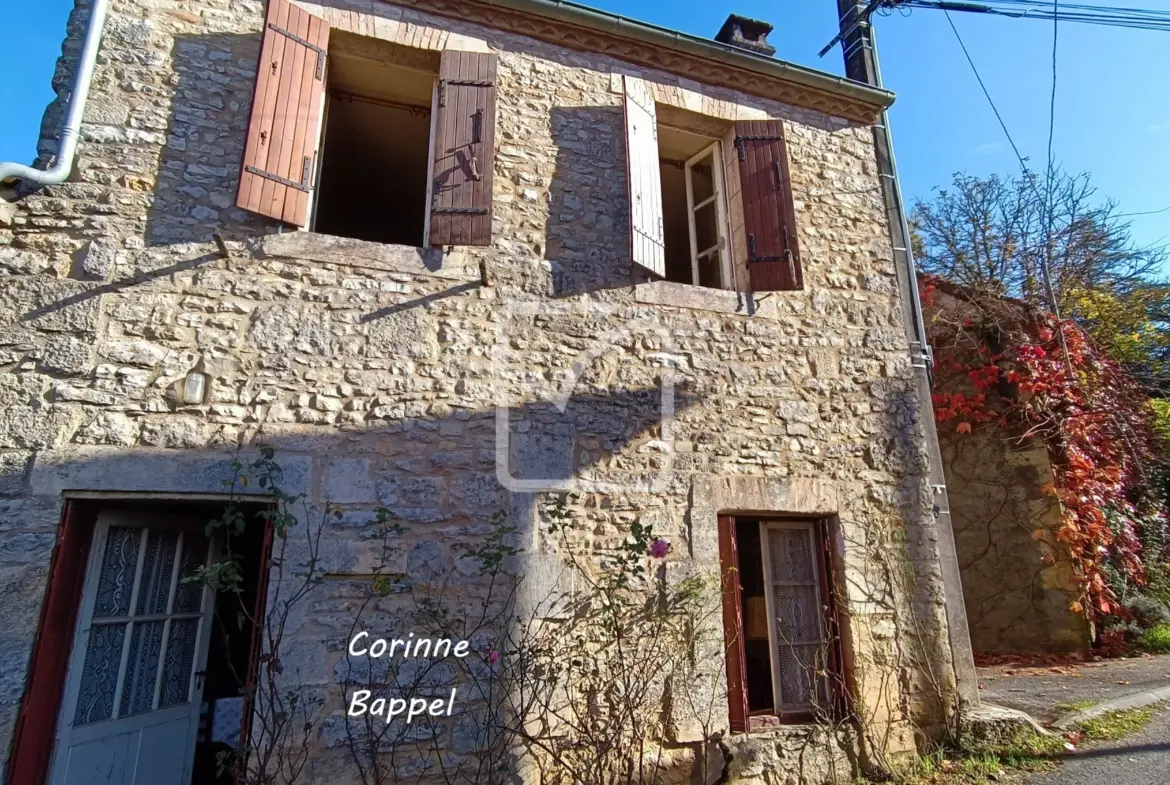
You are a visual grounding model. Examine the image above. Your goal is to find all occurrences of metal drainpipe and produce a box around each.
[835,0,981,713]
[0,0,111,189]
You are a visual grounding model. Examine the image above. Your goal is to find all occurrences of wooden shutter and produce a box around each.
[428,51,498,247]
[623,76,665,277]
[236,0,330,227]
[734,120,803,292]
[718,515,750,733]
[817,520,851,719]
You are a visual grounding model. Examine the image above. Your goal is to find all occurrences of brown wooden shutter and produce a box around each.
[718,515,750,733]
[734,120,803,292]
[428,51,498,247]
[236,0,330,227]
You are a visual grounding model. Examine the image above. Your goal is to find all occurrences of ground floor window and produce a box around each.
[718,516,847,730]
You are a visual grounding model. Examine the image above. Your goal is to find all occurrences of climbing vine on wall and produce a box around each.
[922,276,1166,621]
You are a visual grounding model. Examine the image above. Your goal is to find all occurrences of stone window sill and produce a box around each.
[259,232,480,281]
[745,716,820,735]
[634,280,774,316]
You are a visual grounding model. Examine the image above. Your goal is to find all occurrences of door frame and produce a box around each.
[6,497,272,785]
[49,512,219,785]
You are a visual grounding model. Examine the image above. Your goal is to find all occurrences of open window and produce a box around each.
[312,36,437,245]
[659,129,733,289]
[719,516,847,730]
[624,75,804,293]
[236,0,497,247]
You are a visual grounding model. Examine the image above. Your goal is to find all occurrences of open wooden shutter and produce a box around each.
[817,520,851,719]
[734,120,802,292]
[623,76,665,277]
[718,515,750,733]
[428,51,498,247]
[236,0,329,227]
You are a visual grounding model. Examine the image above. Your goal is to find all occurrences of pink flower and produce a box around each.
[488,649,501,664]
[648,539,671,559]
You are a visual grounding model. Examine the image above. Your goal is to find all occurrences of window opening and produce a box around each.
[722,516,841,727]
[311,46,436,245]
[658,127,730,289]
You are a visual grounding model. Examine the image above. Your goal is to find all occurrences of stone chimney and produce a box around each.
[714,14,776,57]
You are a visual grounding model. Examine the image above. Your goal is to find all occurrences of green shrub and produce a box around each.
[1124,595,1170,628]
[1139,623,1170,652]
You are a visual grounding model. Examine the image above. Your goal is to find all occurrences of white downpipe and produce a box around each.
[0,0,111,188]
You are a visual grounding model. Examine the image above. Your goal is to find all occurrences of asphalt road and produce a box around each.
[1026,704,1170,785]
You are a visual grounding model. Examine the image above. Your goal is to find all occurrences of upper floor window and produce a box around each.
[624,76,804,293]
[234,0,496,247]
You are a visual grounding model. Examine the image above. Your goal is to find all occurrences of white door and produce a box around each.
[49,511,217,785]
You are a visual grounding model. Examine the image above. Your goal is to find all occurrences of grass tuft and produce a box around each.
[1073,705,1158,740]
[1054,699,1098,714]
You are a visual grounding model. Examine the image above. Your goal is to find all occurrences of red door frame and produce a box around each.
[6,500,93,785]
[6,499,274,785]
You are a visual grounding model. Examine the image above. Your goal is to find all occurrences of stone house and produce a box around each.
[0,1,976,783]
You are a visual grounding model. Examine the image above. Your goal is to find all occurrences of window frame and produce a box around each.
[682,141,733,290]
[719,515,848,731]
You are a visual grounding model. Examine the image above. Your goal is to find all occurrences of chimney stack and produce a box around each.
[715,14,776,57]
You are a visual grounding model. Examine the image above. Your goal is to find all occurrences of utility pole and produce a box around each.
[834,1,980,711]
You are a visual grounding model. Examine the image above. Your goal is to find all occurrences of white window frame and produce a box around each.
[683,141,733,289]
[759,520,829,715]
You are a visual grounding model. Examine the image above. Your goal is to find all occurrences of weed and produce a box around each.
[1054,699,1099,714]
[1074,705,1160,740]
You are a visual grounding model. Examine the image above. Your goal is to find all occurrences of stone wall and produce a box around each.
[929,287,1090,655]
[0,0,958,782]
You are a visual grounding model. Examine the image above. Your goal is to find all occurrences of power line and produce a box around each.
[941,9,1033,176]
[1040,2,1063,325]
[1117,204,1170,218]
[895,1,1170,32]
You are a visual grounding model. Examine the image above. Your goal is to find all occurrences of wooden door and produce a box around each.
[48,512,217,785]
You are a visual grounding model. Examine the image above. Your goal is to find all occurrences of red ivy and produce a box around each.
[924,276,1163,620]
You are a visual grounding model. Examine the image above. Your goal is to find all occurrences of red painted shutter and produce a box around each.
[6,502,93,785]
[817,520,850,719]
[236,0,330,227]
[718,515,750,733]
[428,51,498,247]
[734,120,802,292]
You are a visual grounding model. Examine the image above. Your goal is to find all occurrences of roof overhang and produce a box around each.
[386,0,895,124]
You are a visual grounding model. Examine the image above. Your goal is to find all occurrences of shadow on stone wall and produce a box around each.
[545,106,642,297]
[143,33,280,247]
[0,383,700,779]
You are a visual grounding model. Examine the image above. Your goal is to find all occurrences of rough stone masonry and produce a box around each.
[0,0,961,782]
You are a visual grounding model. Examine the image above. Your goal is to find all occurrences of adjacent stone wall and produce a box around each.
[941,427,1089,654]
[929,287,1090,655]
[0,0,958,781]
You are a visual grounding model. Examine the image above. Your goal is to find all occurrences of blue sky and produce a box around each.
[2,0,1167,249]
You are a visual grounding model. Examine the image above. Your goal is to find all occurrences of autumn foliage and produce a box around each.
[923,276,1166,621]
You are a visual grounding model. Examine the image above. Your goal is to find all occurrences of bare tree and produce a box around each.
[912,169,1165,308]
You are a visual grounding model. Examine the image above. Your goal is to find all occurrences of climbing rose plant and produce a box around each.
[923,276,1166,619]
